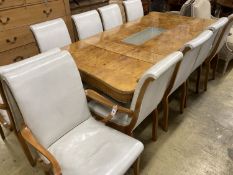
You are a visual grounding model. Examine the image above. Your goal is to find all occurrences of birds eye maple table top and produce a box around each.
[64,12,215,103]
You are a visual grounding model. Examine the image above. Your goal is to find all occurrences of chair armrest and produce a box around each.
[85,89,133,116]
[85,89,134,118]
[0,103,7,109]
[21,126,62,175]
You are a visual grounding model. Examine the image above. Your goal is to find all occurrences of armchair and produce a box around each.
[0,48,61,166]
[1,50,143,175]
[88,52,183,139]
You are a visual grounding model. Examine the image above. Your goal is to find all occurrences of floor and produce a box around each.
[0,61,233,175]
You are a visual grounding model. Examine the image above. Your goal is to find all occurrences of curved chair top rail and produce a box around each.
[30,18,71,53]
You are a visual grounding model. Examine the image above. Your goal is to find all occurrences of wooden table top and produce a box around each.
[65,12,215,103]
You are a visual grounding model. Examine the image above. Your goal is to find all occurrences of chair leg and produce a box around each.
[196,66,202,94]
[17,133,36,167]
[180,82,186,114]
[161,96,169,132]
[204,63,210,91]
[222,60,229,74]
[184,80,188,108]
[212,56,219,80]
[152,108,158,141]
[133,157,140,175]
[0,124,5,140]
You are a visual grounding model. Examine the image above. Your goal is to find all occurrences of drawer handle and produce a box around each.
[13,56,24,62]
[43,9,53,17]
[6,37,17,44]
[0,0,5,5]
[0,17,10,25]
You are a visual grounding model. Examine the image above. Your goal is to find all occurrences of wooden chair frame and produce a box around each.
[3,85,141,175]
[0,83,36,166]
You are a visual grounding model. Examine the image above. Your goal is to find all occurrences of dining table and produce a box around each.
[64,12,215,104]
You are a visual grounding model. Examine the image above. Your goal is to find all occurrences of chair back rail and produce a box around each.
[98,4,123,30]
[72,10,103,40]
[30,18,71,53]
[123,0,144,22]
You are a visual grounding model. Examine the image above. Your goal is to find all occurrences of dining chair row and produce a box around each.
[30,0,144,53]
[173,0,233,75]
[88,14,233,137]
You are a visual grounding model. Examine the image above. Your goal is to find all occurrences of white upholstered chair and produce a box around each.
[203,16,230,90]
[88,52,183,140]
[0,48,61,166]
[191,0,212,19]
[0,48,61,160]
[30,18,71,52]
[1,50,143,175]
[72,10,103,40]
[123,0,144,22]
[98,4,123,30]
[168,0,195,16]
[217,15,233,74]
[192,30,214,93]
[161,30,214,131]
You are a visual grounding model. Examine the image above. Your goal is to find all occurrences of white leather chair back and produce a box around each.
[1,51,91,148]
[0,48,61,131]
[30,18,71,52]
[180,0,195,16]
[191,0,211,19]
[170,31,213,94]
[123,0,144,22]
[98,4,123,30]
[192,30,214,71]
[207,17,229,58]
[72,10,103,40]
[130,52,183,129]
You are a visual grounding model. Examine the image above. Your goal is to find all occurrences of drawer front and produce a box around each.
[0,43,39,65]
[28,0,66,24]
[0,0,24,10]
[0,6,29,31]
[0,0,66,31]
[0,26,34,52]
[26,0,58,5]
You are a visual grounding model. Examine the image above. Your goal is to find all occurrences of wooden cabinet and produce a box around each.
[0,0,72,66]
[0,0,24,9]
[0,43,39,65]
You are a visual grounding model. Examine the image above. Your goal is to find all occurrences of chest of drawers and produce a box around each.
[0,0,73,65]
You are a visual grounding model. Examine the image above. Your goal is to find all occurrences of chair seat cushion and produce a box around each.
[88,100,131,127]
[227,28,233,50]
[47,117,143,175]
